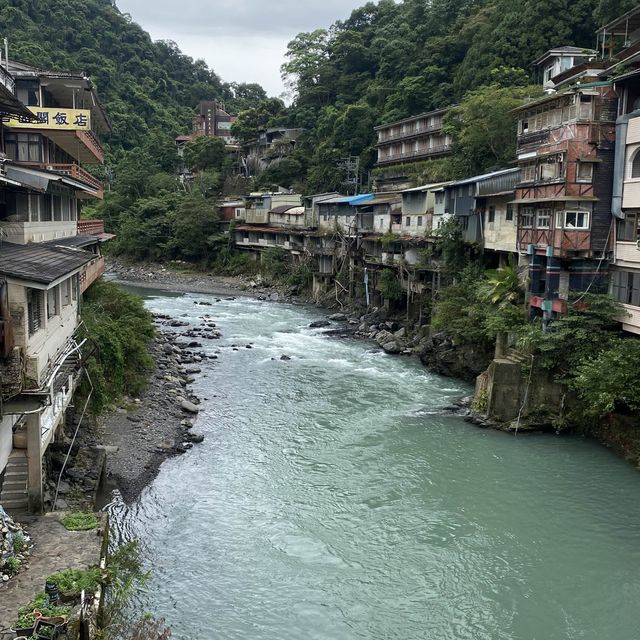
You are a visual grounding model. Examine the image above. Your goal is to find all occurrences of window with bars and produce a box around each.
[27,289,43,336]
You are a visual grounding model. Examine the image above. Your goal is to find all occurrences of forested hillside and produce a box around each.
[247,0,638,190]
[0,0,267,151]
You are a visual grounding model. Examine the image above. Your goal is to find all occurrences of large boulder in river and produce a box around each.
[419,331,493,382]
[381,341,402,354]
[328,313,347,321]
[309,320,331,328]
[374,330,394,346]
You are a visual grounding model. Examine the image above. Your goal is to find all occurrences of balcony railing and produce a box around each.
[78,219,105,235]
[377,123,443,143]
[376,145,452,165]
[22,162,103,193]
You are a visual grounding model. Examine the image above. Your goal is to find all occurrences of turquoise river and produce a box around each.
[108,290,640,640]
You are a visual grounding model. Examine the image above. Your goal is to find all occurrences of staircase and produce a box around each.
[0,450,28,515]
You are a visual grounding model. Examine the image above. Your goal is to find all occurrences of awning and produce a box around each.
[5,165,99,195]
[0,82,37,119]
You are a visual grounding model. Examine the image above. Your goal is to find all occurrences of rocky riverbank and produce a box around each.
[99,313,219,503]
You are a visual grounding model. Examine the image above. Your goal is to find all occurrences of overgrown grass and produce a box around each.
[62,511,98,531]
[47,567,103,598]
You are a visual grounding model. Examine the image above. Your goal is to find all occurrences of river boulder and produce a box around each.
[309,320,331,328]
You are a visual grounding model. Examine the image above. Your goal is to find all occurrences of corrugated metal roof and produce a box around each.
[355,196,401,206]
[450,168,519,187]
[44,235,97,249]
[402,181,453,193]
[0,241,93,284]
[271,205,298,214]
[319,194,375,205]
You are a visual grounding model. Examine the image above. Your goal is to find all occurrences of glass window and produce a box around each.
[16,80,39,107]
[506,204,514,221]
[536,208,552,229]
[539,155,563,180]
[405,217,410,226]
[577,162,594,182]
[563,211,589,229]
[47,286,59,319]
[617,213,638,241]
[488,206,495,223]
[521,163,536,182]
[417,216,423,227]
[435,192,444,204]
[520,207,534,228]
[632,151,640,179]
[611,271,640,306]
[62,279,72,306]
[52,195,62,221]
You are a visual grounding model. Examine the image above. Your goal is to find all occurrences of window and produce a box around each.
[5,133,42,162]
[562,210,589,229]
[487,206,495,223]
[617,213,639,242]
[62,279,72,307]
[235,208,242,218]
[71,275,77,302]
[632,150,640,179]
[520,207,534,228]
[27,289,43,336]
[16,79,39,106]
[417,216,423,227]
[506,204,514,222]
[536,208,552,229]
[468,184,474,196]
[611,270,640,306]
[521,163,536,182]
[461,217,469,231]
[520,119,529,134]
[576,161,594,182]
[539,155,563,181]
[379,217,384,227]
[47,286,59,319]
[405,216,411,226]
[435,192,444,204]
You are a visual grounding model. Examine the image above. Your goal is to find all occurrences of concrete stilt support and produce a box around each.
[26,412,44,514]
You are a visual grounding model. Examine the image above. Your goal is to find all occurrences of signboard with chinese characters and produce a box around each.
[4,107,91,131]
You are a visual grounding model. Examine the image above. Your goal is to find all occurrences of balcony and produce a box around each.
[377,123,443,144]
[78,219,105,235]
[0,65,15,93]
[21,162,103,199]
[79,256,105,293]
[244,210,269,225]
[376,145,452,166]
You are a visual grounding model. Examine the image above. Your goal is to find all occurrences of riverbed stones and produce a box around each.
[328,313,347,321]
[382,341,402,354]
[181,399,200,413]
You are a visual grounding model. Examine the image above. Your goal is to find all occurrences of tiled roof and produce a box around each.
[0,241,93,285]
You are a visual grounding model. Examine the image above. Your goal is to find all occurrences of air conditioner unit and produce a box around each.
[636,239,640,251]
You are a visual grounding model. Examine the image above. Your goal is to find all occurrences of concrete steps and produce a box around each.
[1,450,28,515]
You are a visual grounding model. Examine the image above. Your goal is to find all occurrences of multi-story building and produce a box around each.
[373,109,452,190]
[191,101,237,145]
[603,8,640,334]
[513,48,617,320]
[0,60,110,514]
